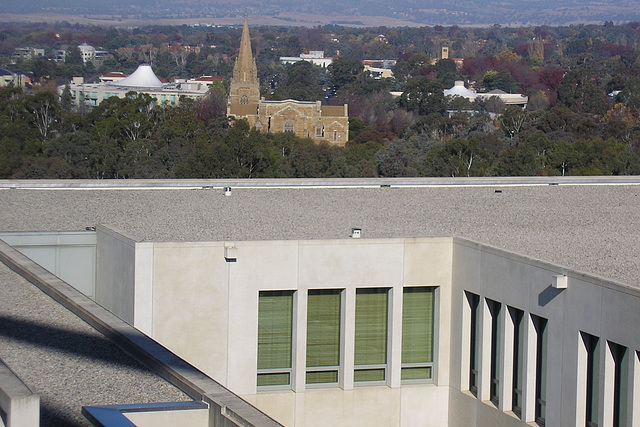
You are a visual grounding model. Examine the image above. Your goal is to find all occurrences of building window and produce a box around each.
[284,120,295,133]
[467,292,480,397]
[510,307,525,418]
[488,299,501,407]
[170,95,176,105]
[609,341,628,427]
[333,129,337,141]
[581,332,599,427]
[240,94,249,104]
[306,289,341,385]
[315,126,323,137]
[533,315,548,426]
[354,288,388,383]
[401,287,435,381]
[257,290,294,388]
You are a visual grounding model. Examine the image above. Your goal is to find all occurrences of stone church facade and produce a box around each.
[227,18,349,145]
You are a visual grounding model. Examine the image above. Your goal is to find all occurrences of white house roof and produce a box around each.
[444,80,477,98]
[108,64,164,89]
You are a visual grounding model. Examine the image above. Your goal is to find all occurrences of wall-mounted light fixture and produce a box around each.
[350,228,362,239]
[224,245,238,262]
[552,274,568,289]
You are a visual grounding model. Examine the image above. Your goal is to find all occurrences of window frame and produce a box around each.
[257,290,294,390]
[467,291,481,397]
[401,286,436,383]
[354,287,390,385]
[488,298,502,407]
[510,306,525,418]
[533,315,548,427]
[305,289,342,387]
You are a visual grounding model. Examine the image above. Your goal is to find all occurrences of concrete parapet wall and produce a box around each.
[0,358,39,427]
[0,239,281,427]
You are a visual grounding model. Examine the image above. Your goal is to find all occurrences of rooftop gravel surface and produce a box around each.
[0,262,190,427]
[1,185,639,286]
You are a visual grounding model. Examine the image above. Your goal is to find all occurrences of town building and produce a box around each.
[99,72,127,83]
[53,48,66,63]
[228,18,349,145]
[363,65,394,79]
[445,80,529,108]
[59,63,211,108]
[1,178,640,427]
[78,42,112,66]
[12,47,45,62]
[0,68,26,88]
[279,51,334,68]
[183,75,225,87]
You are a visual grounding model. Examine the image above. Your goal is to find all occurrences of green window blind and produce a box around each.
[354,288,388,382]
[306,289,341,384]
[257,290,293,387]
[401,287,434,380]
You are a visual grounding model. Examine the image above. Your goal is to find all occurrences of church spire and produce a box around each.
[232,15,258,83]
[228,15,261,111]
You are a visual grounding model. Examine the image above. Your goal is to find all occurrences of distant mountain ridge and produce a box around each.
[3,0,639,26]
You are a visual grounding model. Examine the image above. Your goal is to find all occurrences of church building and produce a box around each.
[227,18,349,145]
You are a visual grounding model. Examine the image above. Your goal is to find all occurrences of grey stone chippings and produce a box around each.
[1,185,639,285]
[0,263,190,427]
[1,183,640,424]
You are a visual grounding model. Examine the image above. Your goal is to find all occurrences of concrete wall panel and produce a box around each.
[297,239,405,288]
[152,242,230,384]
[96,225,136,323]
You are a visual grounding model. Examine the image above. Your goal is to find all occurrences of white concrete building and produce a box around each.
[280,51,333,67]
[445,80,529,108]
[59,64,210,108]
[91,229,640,427]
[364,65,394,79]
[12,47,45,61]
[0,68,26,88]
[3,179,640,427]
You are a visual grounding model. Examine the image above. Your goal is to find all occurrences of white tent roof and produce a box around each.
[444,81,477,98]
[108,64,164,88]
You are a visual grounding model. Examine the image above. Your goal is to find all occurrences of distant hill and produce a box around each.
[2,0,639,26]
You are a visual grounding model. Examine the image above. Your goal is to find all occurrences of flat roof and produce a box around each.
[1,178,639,287]
[0,261,190,426]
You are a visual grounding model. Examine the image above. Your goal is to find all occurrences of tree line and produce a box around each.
[2,21,640,178]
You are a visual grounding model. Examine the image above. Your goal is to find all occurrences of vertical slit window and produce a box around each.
[610,341,627,427]
[467,292,480,397]
[510,307,524,418]
[401,287,435,381]
[488,299,502,407]
[306,289,341,385]
[354,288,388,383]
[533,315,548,426]
[257,290,293,387]
[582,332,600,427]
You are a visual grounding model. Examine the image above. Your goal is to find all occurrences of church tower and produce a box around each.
[228,16,261,110]
[226,17,348,144]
